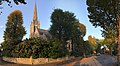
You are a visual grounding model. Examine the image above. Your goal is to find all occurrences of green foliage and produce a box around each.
[88,35,96,45]
[19,38,50,59]
[112,43,118,55]
[2,11,67,58]
[77,23,86,37]
[0,0,26,5]
[95,39,104,53]
[96,43,102,53]
[50,9,75,41]
[88,35,97,51]
[48,38,67,58]
[95,38,117,55]
[87,0,119,29]
[2,38,67,59]
[103,38,117,55]
[0,0,26,15]
[2,10,26,57]
[3,10,26,45]
[49,9,86,56]
[86,0,119,49]
[83,41,93,55]
[2,41,16,57]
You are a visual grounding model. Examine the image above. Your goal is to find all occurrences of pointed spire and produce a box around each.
[33,2,37,21]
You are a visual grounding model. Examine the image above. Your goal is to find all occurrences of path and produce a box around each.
[65,54,117,66]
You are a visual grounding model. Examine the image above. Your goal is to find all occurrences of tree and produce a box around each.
[74,21,86,38]
[88,35,96,45]
[0,0,26,15]
[95,39,104,53]
[50,9,86,56]
[72,21,86,56]
[50,9,75,49]
[2,10,26,57]
[0,0,26,5]
[78,23,86,37]
[86,0,120,55]
[83,41,93,55]
[88,35,97,53]
[3,10,26,45]
[50,9,75,41]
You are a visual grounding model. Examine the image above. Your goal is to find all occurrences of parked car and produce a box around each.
[96,53,101,56]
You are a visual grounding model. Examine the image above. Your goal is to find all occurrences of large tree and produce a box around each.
[50,9,75,41]
[86,0,120,55]
[3,10,26,45]
[49,9,86,56]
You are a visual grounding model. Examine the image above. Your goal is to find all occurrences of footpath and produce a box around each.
[65,54,117,66]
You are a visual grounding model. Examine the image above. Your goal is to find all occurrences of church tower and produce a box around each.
[30,3,40,38]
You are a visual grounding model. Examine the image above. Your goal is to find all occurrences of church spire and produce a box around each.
[33,2,37,21]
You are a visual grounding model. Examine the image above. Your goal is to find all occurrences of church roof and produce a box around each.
[39,29,48,33]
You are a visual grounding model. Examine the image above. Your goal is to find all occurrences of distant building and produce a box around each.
[30,3,51,40]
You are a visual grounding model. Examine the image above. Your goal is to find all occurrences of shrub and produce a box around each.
[2,38,68,59]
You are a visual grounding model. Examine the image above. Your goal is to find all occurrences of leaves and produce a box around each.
[88,35,96,45]
[86,0,119,45]
[0,0,26,5]
[3,10,26,45]
[2,37,66,58]
[88,35,97,51]
[49,9,86,56]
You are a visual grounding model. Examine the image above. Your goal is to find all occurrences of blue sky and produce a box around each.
[0,0,103,43]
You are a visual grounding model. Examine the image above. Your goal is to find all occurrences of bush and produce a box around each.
[48,39,67,58]
[2,38,68,59]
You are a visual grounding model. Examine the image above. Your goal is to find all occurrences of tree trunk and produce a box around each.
[118,16,120,51]
[117,16,120,66]
[110,46,112,55]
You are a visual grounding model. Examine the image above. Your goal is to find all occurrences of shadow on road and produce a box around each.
[64,54,117,66]
[95,55,117,66]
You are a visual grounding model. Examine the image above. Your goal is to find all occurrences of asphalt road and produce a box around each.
[65,54,117,66]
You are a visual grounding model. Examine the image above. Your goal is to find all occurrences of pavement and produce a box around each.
[65,54,117,66]
[0,54,118,66]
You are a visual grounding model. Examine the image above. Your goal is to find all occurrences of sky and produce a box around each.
[0,0,104,43]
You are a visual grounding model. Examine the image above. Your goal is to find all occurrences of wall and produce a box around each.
[2,57,66,64]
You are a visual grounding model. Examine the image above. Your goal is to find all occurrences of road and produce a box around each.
[65,54,117,66]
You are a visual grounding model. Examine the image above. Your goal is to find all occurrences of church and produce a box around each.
[30,3,50,40]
